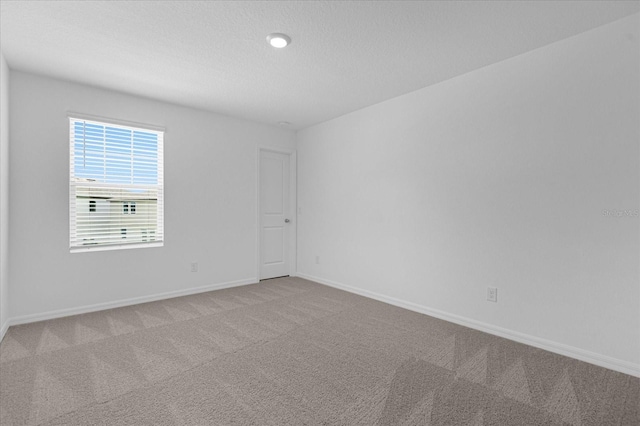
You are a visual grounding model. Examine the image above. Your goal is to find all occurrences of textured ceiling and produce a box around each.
[1,1,639,130]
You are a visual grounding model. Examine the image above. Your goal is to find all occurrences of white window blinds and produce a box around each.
[69,117,164,251]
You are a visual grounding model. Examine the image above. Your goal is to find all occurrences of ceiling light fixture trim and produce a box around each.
[267,33,291,48]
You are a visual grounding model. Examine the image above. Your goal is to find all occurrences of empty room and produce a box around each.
[0,1,638,425]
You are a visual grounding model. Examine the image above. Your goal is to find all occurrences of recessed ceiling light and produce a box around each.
[267,33,291,48]
[278,121,291,127]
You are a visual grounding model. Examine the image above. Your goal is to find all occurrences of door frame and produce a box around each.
[256,146,297,280]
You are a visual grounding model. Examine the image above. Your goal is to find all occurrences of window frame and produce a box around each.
[69,114,164,253]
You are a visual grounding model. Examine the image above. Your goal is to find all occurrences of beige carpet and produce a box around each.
[0,277,638,425]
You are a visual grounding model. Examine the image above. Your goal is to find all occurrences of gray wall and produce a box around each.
[0,53,9,338]
[9,71,295,320]
[297,15,639,370]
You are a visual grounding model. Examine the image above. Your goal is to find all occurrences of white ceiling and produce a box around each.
[1,1,639,130]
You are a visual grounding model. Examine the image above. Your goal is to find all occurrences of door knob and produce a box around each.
[285,219,290,223]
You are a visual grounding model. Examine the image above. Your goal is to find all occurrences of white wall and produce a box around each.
[0,53,9,340]
[9,71,295,320]
[297,14,639,373]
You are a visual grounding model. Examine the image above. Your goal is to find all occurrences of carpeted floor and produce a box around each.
[0,277,638,425]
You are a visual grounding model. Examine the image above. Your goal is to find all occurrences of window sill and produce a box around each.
[70,241,163,253]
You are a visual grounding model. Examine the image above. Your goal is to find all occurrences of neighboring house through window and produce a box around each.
[122,201,136,214]
[69,117,164,251]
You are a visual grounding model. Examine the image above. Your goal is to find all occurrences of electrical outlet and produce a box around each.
[487,287,498,302]
[191,262,198,272]
[315,255,320,264]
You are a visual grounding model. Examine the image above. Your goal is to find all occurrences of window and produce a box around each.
[122,201,136,214]
[69,117,164,251]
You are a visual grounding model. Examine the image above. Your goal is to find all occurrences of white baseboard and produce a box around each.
[7,277,258,328]
[0,319,9,343]
[297,272,640,378]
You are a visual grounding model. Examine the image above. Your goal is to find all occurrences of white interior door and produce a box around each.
[260,150,291,280]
